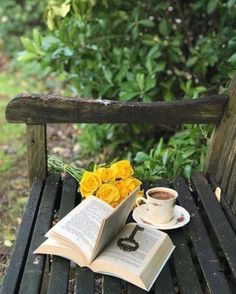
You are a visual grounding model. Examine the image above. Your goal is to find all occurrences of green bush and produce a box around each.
[18,0,236,178]
[18,0,236,99]
[0,1,45,56]
[134,125,212,181]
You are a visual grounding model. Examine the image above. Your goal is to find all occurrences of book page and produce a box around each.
[91,223,168,275]
[90,187,138,261]
[46,196,113,260]
[34,238,88,267]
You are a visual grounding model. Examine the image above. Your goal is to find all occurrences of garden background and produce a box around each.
[1,0,236,285]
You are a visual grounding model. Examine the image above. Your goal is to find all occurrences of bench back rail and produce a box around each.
[5,75,236,211]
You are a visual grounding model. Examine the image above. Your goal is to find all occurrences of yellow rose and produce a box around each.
[124,177,142,193]
[114,180,129,200]
[96,183,120,205]
[96,167,116,183]
[80,171,101,198]
[111,160,134,179]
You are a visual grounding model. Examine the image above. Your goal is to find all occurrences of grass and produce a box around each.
[0,66,46,285]
[0,71,26,173]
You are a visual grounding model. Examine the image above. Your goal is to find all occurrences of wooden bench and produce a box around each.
[2,74,236,293]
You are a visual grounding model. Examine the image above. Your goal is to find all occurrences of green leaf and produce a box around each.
[148,45,161,58]
[184,165,192,179]
[162,150,169,166]
[87,161,96,171]
[33,29,42,47]
[136,73,145,91]
[228,37,236,48]
[17,51,38,62]
[228,53,236,64]
[155,62,166,72]
[132,26,139,40]
[145,57,153,73]
[154,139,163,158]
[21,37,36,53]
[139,19,155,28]
[182,149,196,160]
[186,56,198,67]
[134,152,151,162]
[159,19,169,36]
[42,36,60,51]
[103,68,112,84]
[207,0,219,14]
[145,76,156,91]
[119,90,139,101]
[63,47,73,56]
[143,95,152,102]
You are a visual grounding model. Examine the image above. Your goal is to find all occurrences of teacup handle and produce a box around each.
[136,197,149,206]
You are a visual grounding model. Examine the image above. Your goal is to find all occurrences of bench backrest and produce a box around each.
[5,75,236,208]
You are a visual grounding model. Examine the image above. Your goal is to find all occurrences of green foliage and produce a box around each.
[76,123,159,160]
[19,0,236,99]
[17,0,236,178]
[134,125,212,181]
[0,1,45,56]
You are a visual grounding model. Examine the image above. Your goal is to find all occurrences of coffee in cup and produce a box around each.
[136,187,178,223]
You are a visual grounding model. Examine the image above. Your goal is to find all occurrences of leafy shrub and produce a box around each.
[18,0,236,178]
[18,0,236,99]
[0,1,45,56]
[134,125,212,181]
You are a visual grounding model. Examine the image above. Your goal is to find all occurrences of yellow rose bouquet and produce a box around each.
[49,156,142,208]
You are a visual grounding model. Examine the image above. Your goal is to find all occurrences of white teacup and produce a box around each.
[136,187,178,223]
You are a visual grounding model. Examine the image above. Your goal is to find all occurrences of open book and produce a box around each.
[34,188,175,291]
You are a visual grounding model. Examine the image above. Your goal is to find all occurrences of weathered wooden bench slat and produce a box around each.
[173,177,232,294]
[154,263,175,294]
[102,275,122,294]
[5,93,228,124]
[227,162,236,205]
[47,175,77,294]
[26,124,47,184]
[153,178,202,293]
[207,175,236,233]
[216,118,236,191]
[170,230,203,294]
[75,267,95,294]
[192,173,236,281]
[18,173,61,294]
[127,283,147,293]
[1,179,44,294]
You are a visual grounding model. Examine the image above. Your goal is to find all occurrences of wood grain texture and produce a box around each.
[26,124,47,186]
[75,267,95,294]
[19,173,60,294]
[191,173,236,281]
[227,163,236,210]
[5,93,228,124]
[205,74,236,188]
[207,174,236,231]
[216,115,236,190]
[170,230,203,294]
[102,276,122,294]
[1,179,44,294]
[173,176,232,293]
[47,175,77,294]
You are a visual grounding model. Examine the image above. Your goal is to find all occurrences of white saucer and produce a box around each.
[132,204,190,230]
